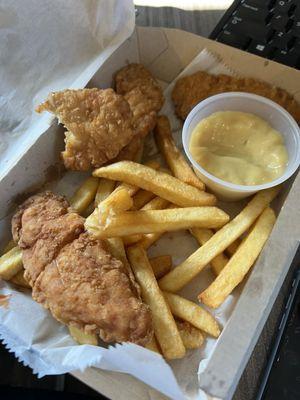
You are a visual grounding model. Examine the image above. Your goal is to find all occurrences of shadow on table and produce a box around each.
[0,343,108,399]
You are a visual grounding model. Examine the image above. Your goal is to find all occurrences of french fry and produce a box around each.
[176,321,204,349]
[163,292,220,337]
[123,169,162,246]
[127,245,185,359]
[149,255,172,279]
[93,161,216,207]
[138,198,170,249]
[154,115,205,190]
[159,187,280,292]
[95,178,116,206]
[141,196,170,211]
[116,159,160,197]
[226,239,242,257]
[200,207,276,308]
[132,190,156,210]
[85,188,133,235]
[145,336,161,354]
[0,246,23,280]
[94,207,229,238]
[139,232,165,250]
[105,237,132,272]
[145,327,203,353]
[10,269,31,289]
[88,160,160,233]
[122,234,143,246]
[69,177,99,214]
[105,237,141,301]
[69,326,98,346]
[191,228,229,275]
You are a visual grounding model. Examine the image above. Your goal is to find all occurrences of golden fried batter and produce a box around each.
[12,192,153,345]
[172,71,300,123]
[114,64,164,160]
[36,89,134,170]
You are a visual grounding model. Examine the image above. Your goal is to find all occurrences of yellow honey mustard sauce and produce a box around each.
[189,111,288,186]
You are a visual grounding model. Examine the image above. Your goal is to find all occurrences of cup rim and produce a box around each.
[182,92,300,193]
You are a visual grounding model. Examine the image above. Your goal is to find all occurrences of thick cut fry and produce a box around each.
[132,190,156,210]
[200,207,276,308]
[2,240,16,254]
[176,321,204,349]
[139,232,165,250]
[85,188,133,234]
[159,187,280,292]
[95,178,116,206]
[123,185,165,245]
[0,246,23,280]
[163,292,220,337]
[99,187,134,215]
[105,237,132,273]
[10,269,31,289]
[93,160,160,221]
[70,177,99,214]
[149,255,172,279]
[116,160,160,199]
[141,196,170,211]
[145,336,161,354]
[69,326,98,345]
[138,197,170,249]
[127,245,185,359]
[94,207,229,238]
[191,228,229,275]
[93,161,216,207]
[122,234,143,246]
[226,239,242,257]
[155,116,205,190]
[108,160,160,203]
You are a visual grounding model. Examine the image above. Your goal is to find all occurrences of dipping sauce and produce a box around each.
[189,111,288,186]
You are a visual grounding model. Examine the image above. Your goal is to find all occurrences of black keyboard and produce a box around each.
[210,0,300,69]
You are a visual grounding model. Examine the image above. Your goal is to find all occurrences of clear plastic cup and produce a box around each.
[182,92,300,201]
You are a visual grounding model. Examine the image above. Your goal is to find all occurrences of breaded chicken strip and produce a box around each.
[172,71,300,123]
[36,89,134,170]
[114,64,164,161]
[12,192,153,345]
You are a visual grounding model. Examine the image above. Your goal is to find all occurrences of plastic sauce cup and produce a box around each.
[182,92,300,201]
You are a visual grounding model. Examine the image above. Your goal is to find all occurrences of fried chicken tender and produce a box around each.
[12,192,153,345]
[172,71,300,123]
[36,89,134,170]
[114,64,164,161]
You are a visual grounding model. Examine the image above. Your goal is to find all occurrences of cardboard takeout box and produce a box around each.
[1,26,300,400]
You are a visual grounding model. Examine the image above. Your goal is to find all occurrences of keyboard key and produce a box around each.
[273,0,295,15]
[292,20,300,38]
[217,30,250,49]
[241,0,274,8]
[270,14,292,31]
[226,17,274,41]
[273,48,300,67]
[247,41,275,57]
[269,30,295,49]
[234,2,270,23]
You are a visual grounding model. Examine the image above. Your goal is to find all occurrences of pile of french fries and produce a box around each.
[0,115,278,360]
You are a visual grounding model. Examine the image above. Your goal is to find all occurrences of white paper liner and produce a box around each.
[0,0,135,181]
[0,45,249,399]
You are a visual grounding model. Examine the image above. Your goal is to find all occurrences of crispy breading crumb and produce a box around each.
[172,71,300,123]
[12,192,153,345]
